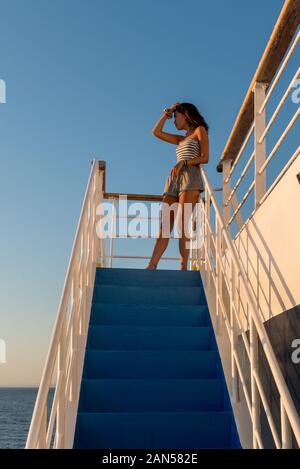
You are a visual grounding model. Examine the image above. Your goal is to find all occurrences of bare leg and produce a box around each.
[177,190,201,270]
[145,194,178,269]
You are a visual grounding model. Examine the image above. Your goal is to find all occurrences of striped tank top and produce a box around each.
[176,138,201,163]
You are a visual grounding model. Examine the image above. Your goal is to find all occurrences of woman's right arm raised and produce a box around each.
[152,105,180,145]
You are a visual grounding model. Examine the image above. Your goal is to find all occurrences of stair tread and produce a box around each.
[95,282,204,291]
[81,377,223,382]
[86,325,213,351]
[92,284,206,305]
[88,324,212,330]
[74,411,234,449]
[95,267,202,276]
[95,267,203,286]
[84,349,220,379]
[96,266,201,272]
[90,303,210,326]
[92,302,208,308]
[78,378,225,412]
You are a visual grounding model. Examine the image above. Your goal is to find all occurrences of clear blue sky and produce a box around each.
[0,0,293,386]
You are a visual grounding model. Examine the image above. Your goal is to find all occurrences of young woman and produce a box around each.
[146,102,209,270]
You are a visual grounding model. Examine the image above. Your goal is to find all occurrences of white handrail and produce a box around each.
[221,2,299,227]
[26,159,105,448]
[258,30,300,115]
[197,166,300,448]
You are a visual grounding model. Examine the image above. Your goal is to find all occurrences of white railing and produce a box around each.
[192,166,300,448]
[25,159,105,448]
[218,0,300,237]
[101,189,221,269]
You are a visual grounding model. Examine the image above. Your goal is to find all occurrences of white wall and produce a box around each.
[233,155,300,325]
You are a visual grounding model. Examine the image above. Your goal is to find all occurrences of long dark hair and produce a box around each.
[174,102,209,133]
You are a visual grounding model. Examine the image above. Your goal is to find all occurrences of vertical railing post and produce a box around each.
[82,191,96,335]
[230,257,239,403]
[87,173,97,307]
[81,218,88,337]
[204,186,211,293]
[98,162,107,268]
[189,213,194,270]
[89,175,96,268]
[190,209,199,270]
[254,82,268,208]
[194,192,203,270]
[250,315,260,448]
[215,217,222,334]
[222,160,231,226]
[71,260,80,401]
[195,193,205,270]
[97,170,106,268]
[109,198,116,268]
[92,171,100,267]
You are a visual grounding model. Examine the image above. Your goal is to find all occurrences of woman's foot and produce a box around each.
[145,262,157,270]
[180,262,188,271]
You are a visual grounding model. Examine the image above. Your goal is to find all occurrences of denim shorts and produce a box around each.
[163,164,204,198]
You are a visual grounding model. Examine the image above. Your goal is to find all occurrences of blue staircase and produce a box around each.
[73,267,241,449]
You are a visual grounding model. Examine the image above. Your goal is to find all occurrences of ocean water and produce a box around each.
[0,388,54,449]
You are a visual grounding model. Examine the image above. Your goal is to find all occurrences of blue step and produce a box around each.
[83,350,220,379]
[74,267,241,449]
[95,267,203,286]
[92,284,206,305]
[78,378,226,412]
[86,325,213,350]
[74,412,234,449]
[90,303,210,326]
